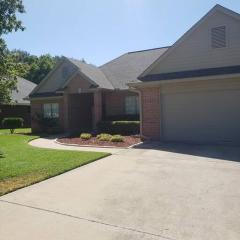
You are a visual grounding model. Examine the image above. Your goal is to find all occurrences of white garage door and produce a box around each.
[161,81,240,144]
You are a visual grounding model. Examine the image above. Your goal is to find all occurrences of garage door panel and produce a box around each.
[162,88,240,144]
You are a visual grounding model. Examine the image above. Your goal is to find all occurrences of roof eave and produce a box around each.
[129,72,240,88]
[138,4,240,79]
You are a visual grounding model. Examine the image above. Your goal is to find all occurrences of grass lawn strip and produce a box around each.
[0,134,110,196]
[0,128,31,134]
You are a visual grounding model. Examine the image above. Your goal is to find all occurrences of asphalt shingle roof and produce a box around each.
[11,77,36,104]
[31,47,170,96]
[67,58,114,90]
[100,47,169,89]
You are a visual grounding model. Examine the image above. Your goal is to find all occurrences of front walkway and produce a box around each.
[29,137,124,154]
[1,138,240,240]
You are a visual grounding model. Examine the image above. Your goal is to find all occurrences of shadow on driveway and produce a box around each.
[133,141,240,162]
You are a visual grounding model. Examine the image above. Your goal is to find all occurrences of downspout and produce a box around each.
[128,87,148,140]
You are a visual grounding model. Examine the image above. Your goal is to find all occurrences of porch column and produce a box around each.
[93,91,102,129]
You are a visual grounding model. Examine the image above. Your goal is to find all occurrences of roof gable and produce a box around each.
[30,58,77,96]
[139,4,240,79]
[12,77,36,104]
[31,57,114,97]
[100,47,169,89]
[66,58,114,90]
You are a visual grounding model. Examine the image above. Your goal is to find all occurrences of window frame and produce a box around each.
[43,103,59,119]
[125,95,139,115]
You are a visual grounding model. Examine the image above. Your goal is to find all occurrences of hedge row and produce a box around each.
[97,121,140,135]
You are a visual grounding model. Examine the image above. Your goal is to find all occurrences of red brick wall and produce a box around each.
[104,91,138,117]
[30,97,64,133]
[140,87,161,140]
[93,91,102,128]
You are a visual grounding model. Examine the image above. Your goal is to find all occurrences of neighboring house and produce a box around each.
[0,77,36,127]
[30,4,240,145]
[29,48,168,133]
[129,4,240,145]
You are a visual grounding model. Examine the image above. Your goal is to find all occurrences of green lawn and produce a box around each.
[0,134,110,196]
[0,128,31,134]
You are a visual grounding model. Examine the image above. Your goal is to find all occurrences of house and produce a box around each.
[30,4,240,145]
[0,77,36,128]
[29,48,168,133]
[129,4,240,145]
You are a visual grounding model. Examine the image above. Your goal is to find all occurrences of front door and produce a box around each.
[68,93,93,133]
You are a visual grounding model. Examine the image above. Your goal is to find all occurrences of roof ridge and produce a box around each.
[17,76,36,85]
[99,53,128,68]
[65,56,114,90]
[100,46,170,68]
[127,46,171,54]
[66,57,96,66]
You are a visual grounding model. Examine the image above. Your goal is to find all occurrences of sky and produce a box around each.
[4,0,240,66]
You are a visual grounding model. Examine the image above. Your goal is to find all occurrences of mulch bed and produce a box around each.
[57,135,142,148]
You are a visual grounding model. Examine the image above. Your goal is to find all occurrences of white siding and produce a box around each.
[151,11,240,74]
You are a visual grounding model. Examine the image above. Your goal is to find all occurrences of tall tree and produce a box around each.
[9,49,60,84]
[0,0,25,104]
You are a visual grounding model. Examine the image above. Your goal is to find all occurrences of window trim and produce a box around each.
[125,95,139,115]
[43,103,59,119]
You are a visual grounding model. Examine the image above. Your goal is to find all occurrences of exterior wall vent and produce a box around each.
[211,26,226,48]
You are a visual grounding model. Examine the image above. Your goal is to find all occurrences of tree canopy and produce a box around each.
[0,0,25,104]
[9,50,60,84]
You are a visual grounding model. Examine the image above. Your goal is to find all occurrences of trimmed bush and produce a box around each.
[105,115,139,121]
[80,133,92,140]
[34,114,62,134]
[110,135,124,142]
[97,121,140,135]
[97,133,112,141]
[2,118,24,134]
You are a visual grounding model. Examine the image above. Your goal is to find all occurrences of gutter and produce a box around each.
[128,72,240,88]
[128,86,148,140]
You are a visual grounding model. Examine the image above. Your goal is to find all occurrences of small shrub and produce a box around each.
[97,133,112,141]
[97,121,140,135]
[110,135,124,142]
[2,118,24,134]
[105,115,139,121]
[80,133,92,140]
[34,114,62,134]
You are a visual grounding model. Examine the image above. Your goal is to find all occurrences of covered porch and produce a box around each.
[63,89,140,134]
[63,90,102,134]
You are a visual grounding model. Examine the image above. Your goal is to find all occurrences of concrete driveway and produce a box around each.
[1,141,240,240]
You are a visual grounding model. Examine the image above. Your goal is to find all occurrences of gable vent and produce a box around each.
[211,26,226,48]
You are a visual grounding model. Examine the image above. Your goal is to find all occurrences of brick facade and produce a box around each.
[30,90,139,133]
[103,90,138,117]
[140,87,161,140]
[30,73,140,133]
[93,91,102,128]
[30,97,64,133]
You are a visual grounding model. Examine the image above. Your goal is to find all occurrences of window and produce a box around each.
[211,26,226,49]
[125,96,139,115]
[43,103,59,118]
